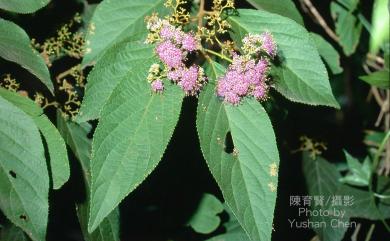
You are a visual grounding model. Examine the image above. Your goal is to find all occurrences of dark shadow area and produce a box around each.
[119,97,223,241]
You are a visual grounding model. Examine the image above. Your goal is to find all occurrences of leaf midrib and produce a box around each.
[225,105,272,240]
[90,93,156,230]
[81,46,154,122]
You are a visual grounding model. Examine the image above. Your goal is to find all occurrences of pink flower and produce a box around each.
[151,79,164,93]
[216,77,229,97]
[159,24,186,45]
[178,66,198,93]
[217,69,246,104]
[144,16,207,96]
[173,29,184,43]
[255,58,268,73]
[178,65,205,95]
[181,33,198,51]
[167,68,183,82]
[230,53,246,72]
[160,25,175,40]
[245,58,268,85]
[156,41,183,68]
[260,32,277,57]
[217,54,270,105]
[252,83,268,100]
[224,92,241,105]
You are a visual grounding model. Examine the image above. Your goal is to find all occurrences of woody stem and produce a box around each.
[197,0,206,28]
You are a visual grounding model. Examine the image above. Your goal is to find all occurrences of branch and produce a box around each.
[301,0,339,42]
[351,223,361,241]
[197,0,206,28]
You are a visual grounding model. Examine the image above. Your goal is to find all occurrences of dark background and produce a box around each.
[0,0,386,240]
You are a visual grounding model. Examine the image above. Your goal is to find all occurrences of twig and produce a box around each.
[366,60,383,71]
[365,56,390,175]
[56,65,80,83]
[373,131,390,171]
[301,0,339,42]
[351,223,361,241]
[374,89,388,127]
[379,90,390,175]
[310,235,320,241]
[363,62,387,127]
[367,53,385,65]
[197,0,206,28]
[204,48,233,63]
[364,224,375,241]
[372,87,385,107]
[369,131,390,231]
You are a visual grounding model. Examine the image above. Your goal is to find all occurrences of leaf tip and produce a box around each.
[87,212,99,234]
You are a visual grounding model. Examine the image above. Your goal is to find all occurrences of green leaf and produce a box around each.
[385,54,390,69]
[87,63,184,231]
[364,130,386,147]
[57,112,92,169]
[228,9,340,108]
[246,0,304,25]
[0,0,50,14]
[376,176,390,205]
[197,61,280,241]
[303,152,390,241]
[0,89,70,190]
[206,205,250,241]
[370,0,390,53]
[79,208,120,241]
[81,3,98,30]
[0,19,53,93]
[310,33,343,74]
[82,0,168,65]
[337,0,359,9]
[187,193,224,234]
[339,151,371,187]
[359,70,390,89]
[0,96,49,241]
[331,1,362,56]
[56,112,120,241]
[33,116,69,189]
[77,42,155,122]
[207,229,250,241]
[0,88,42,116]
[0,224,27,241]
[341,182,390,220]
[302,153,349,241]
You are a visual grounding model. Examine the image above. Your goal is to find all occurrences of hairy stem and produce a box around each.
[204,48,233,63]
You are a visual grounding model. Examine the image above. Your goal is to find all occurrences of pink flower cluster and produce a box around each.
[242,32,277,57]
[145,15,206,96]
[167,65,206,96]
[217,32,277,105]
[217,54,270,105]
[151,79,164,93]
[259,32,277,58]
